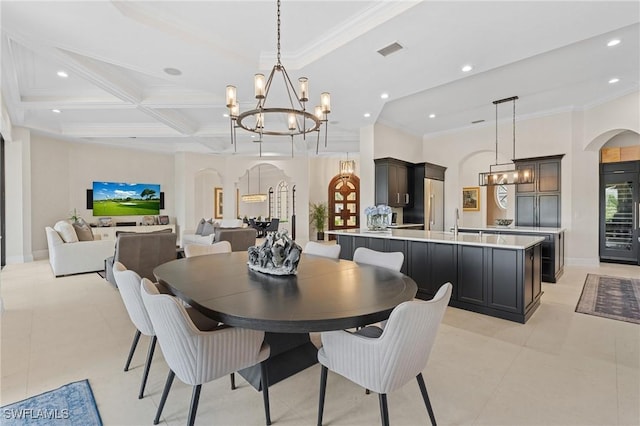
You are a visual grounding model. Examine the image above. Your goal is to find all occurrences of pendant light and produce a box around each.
[241,166,267,203]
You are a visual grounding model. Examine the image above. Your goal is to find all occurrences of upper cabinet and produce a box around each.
[375,158,412,207]
[515,155,564,228]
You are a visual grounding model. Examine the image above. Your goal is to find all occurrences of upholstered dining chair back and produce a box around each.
[353,247,404,272]
[303,241,341,259]
[319,282,452,395]
[113,262,154,336]
[184,241,232,258]
[140,278,269,387]
[264,218,279,232]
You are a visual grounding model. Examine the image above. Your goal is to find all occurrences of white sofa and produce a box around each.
[45,226,114,277]
[181,219,245,247]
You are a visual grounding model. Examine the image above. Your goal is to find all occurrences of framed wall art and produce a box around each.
[462,186,480,211]
[214,187,223,219]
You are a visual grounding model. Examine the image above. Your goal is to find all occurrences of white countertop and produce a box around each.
[326,229,545,249]
[457,226,566,234]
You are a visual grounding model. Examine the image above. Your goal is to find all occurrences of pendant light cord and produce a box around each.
[276,0,281,66]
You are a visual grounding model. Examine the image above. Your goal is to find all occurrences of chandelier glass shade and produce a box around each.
[225,0,330,156]
[478,96,534,186]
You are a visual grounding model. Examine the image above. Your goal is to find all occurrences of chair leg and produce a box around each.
[416,373,437,426]
[230,372,236,390]
[138,336,157,399]
[154,370,175,425]
[260,361,272,426]
[378,393,390,426]
[124,330,141,372]
[187,385,202,426]
[317,365,328,426]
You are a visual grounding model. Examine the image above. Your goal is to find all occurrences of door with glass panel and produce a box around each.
[328,175,360,239]
[599,162,639,264]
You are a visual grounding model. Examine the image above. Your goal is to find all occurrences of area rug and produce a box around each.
[0,379,103,426]
[576,274,640,324]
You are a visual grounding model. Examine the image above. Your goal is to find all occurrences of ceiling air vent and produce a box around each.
[377,42,403,57]
[471,119,485,124]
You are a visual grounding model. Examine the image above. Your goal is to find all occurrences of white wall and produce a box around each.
[5,127,32,263]
[373,123,422,162]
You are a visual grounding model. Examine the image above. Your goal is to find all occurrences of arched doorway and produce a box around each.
[328,174,360,239]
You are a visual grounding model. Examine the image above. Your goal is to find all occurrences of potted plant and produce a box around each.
[309,202,328,241]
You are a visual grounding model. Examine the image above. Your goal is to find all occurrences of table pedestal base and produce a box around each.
[238,332,318,391]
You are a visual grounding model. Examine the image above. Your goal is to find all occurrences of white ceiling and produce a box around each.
[1,1,638,157]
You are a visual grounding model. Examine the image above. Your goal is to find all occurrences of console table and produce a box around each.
[91,224,175,241]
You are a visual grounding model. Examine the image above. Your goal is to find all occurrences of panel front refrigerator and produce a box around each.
[424,178,444,231]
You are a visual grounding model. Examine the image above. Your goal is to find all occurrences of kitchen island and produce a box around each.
[327,229,545,323]
[457,226,565,283]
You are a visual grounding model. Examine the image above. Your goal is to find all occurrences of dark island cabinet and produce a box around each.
[336,235,408,274]
[458,228,564,283]
[407,241,457,300]
[457,245,485,306]
[336,233,542,323]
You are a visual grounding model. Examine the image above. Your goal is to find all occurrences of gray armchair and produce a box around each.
[105,232,177,286]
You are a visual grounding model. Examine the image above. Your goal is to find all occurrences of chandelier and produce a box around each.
[241,166,267,203]
[225,0,331,157]
[339,152,355,178]
[478,96,534,186]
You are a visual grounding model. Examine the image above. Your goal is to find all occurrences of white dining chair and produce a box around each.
[140,278,272,426]
[353,247,404,272]
[113,262,222,400]
[303,241,341,259]
[184,241,232,258]
[113,262,157,400]
[317,282,452,426]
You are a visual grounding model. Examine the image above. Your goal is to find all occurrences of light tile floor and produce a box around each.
[1,260,638,425]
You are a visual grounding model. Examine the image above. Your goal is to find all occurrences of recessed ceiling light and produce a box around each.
[380,93,389,100]
[429,114,436,118]
[163,67,182,76]
[364,113,371,118]
[607,39,621,47]
[52,109,61,113]
[609,78,620,84]
[223,113,229,118]
[56,70,68,78]
[461,64,473,72]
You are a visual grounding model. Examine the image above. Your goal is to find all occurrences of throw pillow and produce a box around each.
[201,221,216,236]
[72,219,94,241]
[53,220,79,243]
[195,218,206,235]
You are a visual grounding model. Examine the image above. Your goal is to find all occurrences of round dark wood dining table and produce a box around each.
[153,251,417,389]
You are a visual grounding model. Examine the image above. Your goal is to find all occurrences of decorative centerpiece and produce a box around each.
[365,205,392,231]
[247,230,302,275]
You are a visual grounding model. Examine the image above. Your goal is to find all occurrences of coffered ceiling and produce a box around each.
[1,1,638,156]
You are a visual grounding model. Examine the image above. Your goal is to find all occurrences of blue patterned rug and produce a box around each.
[576,274,640,324]
[0,379,102,425]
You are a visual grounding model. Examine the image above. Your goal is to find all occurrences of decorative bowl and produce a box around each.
[495,218,514,227]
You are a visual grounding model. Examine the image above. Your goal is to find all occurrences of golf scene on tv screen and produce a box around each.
[92,181,161,216]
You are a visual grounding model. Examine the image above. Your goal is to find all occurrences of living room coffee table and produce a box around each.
[154,252,417,389]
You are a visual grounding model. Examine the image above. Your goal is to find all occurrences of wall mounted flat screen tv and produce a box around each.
[92,181,161,216]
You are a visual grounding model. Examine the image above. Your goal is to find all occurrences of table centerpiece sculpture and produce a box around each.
[247,230,302,275]
[365,205,392,231]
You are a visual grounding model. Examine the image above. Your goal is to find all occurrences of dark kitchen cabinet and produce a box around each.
[375,158,412,207]
[515,155,563,228]
[407,241,457,300]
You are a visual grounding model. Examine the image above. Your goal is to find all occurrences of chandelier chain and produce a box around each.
[512,97,516,160]
[276,0,281,65]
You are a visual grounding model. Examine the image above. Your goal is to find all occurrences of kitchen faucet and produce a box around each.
[454,208,459,237]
